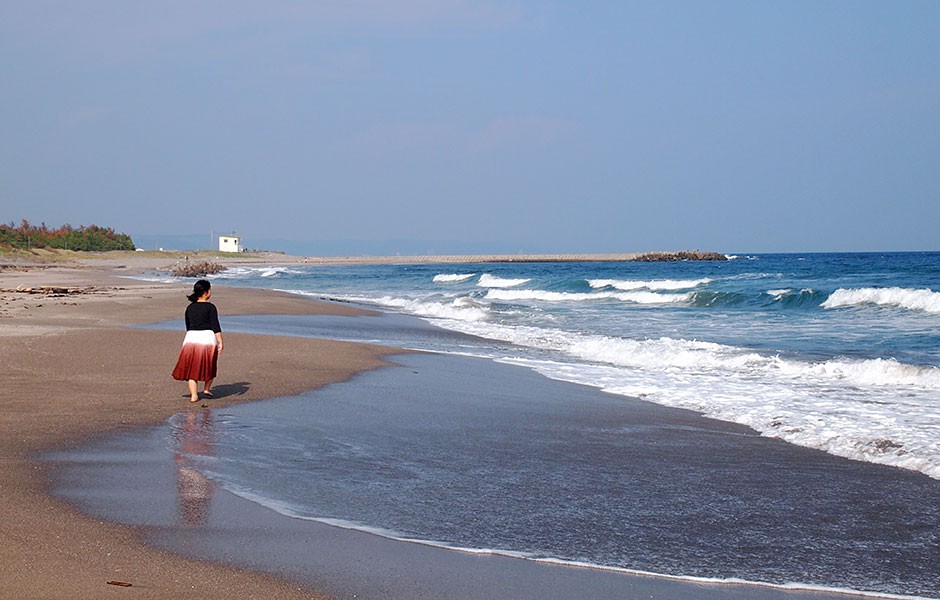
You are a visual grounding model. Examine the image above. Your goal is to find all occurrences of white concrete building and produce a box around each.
[219,235,241,253]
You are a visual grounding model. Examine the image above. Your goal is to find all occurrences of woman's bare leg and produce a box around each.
[203,378,214,396]
[188,379,199,403]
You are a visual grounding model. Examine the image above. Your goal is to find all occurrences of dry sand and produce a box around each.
[0,263,400,599]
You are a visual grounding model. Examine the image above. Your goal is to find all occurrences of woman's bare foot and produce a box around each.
[187,380,199,404]
[202,389,214,398]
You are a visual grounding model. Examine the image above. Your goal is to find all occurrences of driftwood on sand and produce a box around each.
[169,259,227,278]
[1,285,109,296]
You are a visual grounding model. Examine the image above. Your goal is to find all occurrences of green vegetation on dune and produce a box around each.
[0,220,135,251]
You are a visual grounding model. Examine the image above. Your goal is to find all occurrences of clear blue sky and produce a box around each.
[2,1,938,254]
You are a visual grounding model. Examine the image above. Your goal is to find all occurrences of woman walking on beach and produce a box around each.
[172,279,224,403]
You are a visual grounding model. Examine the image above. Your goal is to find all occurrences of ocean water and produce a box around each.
[188,252,940,479]
[142,252,940,597]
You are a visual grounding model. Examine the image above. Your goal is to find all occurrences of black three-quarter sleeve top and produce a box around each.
[184,301,222,333]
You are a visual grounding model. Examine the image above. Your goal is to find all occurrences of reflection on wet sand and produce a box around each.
[174,410,214,526]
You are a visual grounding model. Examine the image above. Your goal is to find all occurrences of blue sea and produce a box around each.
[139,252,940,597]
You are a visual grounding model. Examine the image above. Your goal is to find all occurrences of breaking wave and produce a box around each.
[478,274,531,288]
[433,273,476,283]
[823,287,940,314]
[588,278,711,291]
[213,266,307,279]
[486,289,691,304]
[336,294,489,322]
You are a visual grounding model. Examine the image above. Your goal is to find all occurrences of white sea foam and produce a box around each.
[213,265,306,279]
[477,274,531,288]
[767,289,792,297]
[776,356,940,387]
[260,268,286,278]
[823,287,940,313]
[588,278,711,291]
[433,273,476,283]
[124,273,177,283]
[331,294,490,322]
[486,289,691,304]
[429,318,940,480]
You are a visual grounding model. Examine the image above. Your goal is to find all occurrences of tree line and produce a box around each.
[0,220,136,251]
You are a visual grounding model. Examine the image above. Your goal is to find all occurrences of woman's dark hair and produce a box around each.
[187,279,211,303]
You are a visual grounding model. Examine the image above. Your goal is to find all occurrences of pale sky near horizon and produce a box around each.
[2,1,938,255]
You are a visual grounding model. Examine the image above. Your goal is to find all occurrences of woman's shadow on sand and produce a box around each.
[207,382,250,399]
[180,382,251,400]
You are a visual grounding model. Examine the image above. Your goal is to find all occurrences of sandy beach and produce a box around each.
[0,260,397,598]
[0,254,914,600]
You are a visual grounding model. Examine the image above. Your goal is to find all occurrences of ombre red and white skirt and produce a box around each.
[171,330,219,382]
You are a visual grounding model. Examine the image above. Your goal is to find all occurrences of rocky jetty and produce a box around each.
[632,251,727,262]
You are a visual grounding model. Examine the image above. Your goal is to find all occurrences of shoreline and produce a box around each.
[48,352,910,600]
[3,259,931,599]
